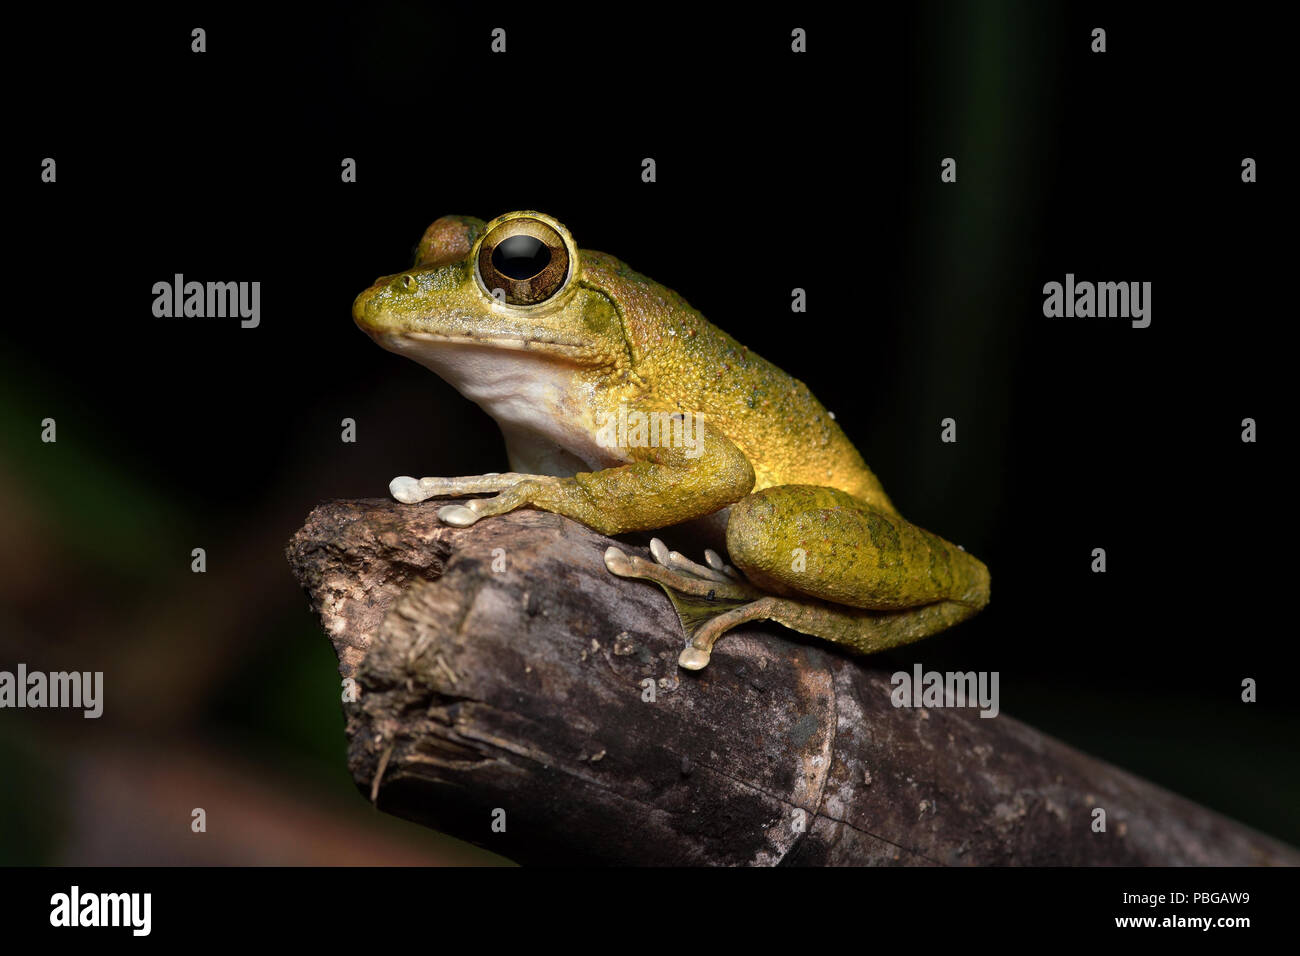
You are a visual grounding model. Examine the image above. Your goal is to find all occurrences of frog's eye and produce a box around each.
[477,217,570,305]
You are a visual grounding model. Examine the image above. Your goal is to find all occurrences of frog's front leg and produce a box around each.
[390,473,547,504]
[609,484,990,669]
[392,415,757,536]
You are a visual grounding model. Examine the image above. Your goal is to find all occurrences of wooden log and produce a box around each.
[286,498,1299,866]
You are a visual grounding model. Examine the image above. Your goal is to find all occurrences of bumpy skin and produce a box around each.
[353,211,990,669]
[576,249,895,510]
[728,486,988,610]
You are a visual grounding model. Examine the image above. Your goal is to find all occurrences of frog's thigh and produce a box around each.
[725,485,990,611]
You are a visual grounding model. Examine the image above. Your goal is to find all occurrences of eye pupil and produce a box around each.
[492,235,551,280]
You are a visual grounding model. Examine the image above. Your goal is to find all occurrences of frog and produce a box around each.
[352,211,990,670]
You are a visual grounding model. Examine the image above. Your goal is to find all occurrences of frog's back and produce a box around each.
[581,251,896,514]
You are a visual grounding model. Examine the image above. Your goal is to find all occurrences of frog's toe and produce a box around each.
[607,541,756,601]
[390,476,428,503]
[437,503,481,527]
[703,548,741,579]
[603,546,635,575]
[678,646,712,670]
[649,537,734,584]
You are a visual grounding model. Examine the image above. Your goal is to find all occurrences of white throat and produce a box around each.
[386,335,621,476]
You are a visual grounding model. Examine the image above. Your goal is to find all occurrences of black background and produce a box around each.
[4,0,1294,856]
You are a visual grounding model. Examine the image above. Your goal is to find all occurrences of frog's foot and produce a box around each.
[604,538,775,671]
[390,472,544,504]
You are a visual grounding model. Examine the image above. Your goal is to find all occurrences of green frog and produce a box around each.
[353,211,989,670]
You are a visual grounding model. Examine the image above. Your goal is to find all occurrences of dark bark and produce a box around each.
[286,498,1298,866]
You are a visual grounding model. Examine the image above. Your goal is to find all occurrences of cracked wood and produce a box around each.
[286,498,1300,866]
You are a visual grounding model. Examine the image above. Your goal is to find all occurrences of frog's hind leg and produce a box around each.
[607,485,991,671]
[604,541,971,671]
[607,541,985,671]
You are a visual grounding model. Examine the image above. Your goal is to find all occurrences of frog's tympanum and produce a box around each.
[354,211,990,670]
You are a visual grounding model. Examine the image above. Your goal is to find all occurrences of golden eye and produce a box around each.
[477,217,570,305]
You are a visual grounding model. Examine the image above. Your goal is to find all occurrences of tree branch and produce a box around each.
[286,499,1298,866]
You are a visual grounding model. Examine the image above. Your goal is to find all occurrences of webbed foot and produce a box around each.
[604,537,776,671]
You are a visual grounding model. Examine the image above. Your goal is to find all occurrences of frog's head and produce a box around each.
[353,211,633,394]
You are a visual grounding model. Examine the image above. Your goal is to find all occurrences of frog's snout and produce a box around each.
[351,283,384,332]
[351,287,371,322]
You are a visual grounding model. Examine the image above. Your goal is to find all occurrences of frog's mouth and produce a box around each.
[377,331,600,398]
[391,330,594,356]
